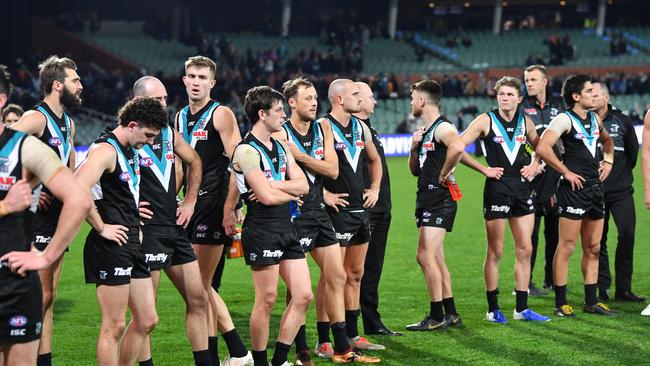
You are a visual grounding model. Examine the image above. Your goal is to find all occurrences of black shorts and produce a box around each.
[188,196,232,246]
[31,214,69,252]
[327,209,371,247]
[556,181,605,220]
[415,190,457,232]
[242,222,304,266]
[483,187,535,220]
[293,210,338,252]
[142,225,197,271]
[83,229,150,285]
[0,272,43,344]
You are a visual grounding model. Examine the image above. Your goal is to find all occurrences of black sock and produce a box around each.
[429,301,444,322]
[222,328,248,358]
[271,341,291,366]
[252,349,268,366]
[486,289,500,312]
[555,285,567,308]
[294,324,309,353]
[331,322,351,354]
[345,309,360,339]
[138,359,154,366]
[192,349,213,366]
[208,336,219,364]
[585,283,598,306]
[442,297,458,316]
[317,321,331,344]
[515,290,528,313]
[37,353,52,366]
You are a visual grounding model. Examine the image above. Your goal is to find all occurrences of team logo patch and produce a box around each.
[8,316,27,327]
[119,172,131,182]
[48,137,62,146]
[524,108,537,115]
[0,175,16,190]
[139,157,154,167]
[422,142,435,150]
[193,130,208,140]
[515,135,526,143]
[166,153,175,162]
[493,136,505,144]
[355,140,365,148]
[197,224,208,232]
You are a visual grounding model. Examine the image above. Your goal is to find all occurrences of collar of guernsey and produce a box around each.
[329,115,363,172]
[248,139,287,181]
[138,126,173,191]
[419,117,445,165]
[283,120,323,157]
[178,101,220,148]
[37,105,71,165]
[105,136,140,205]
[566,110,599,158]
[488,110,526,165]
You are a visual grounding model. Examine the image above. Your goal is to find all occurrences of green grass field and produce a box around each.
[52,156,649,365]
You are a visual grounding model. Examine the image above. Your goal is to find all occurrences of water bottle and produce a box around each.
[289,200,302,220]
[227,228,243,259]
[448,175,463,201]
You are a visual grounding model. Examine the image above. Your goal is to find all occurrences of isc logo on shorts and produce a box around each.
[8,315,27,327]
[193,130,208,140]
[10,329,26,336]
[114,267,133,276]
[335,142,347,150]
[49,137,62,146]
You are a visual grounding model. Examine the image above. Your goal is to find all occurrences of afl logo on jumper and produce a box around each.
[49,137,62,146]
[335,142,347,150]
[9,316,27,327]
[119,172,131,182]
[574,133,585,140]
[263,170,273,178]
[139,157,154,167]
[493,136,505,144]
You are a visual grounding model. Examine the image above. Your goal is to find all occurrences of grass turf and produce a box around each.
[52,156,650,365]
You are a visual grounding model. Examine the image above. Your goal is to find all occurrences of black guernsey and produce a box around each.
[601,104,638,194]
[34,102,73,219]
[235,133,292,229]
[282,120,325,211]
[138,126,177,226]
[561,110,602,184]
[0,129,29,262]
[323,114,367,211]
[364,118,391,213]
[92,132,140,228]
[417,117,450,193]
[480,109,531,197]
[177,100,229,196]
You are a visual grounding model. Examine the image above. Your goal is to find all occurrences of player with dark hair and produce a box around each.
[536,74,615,317]
[11,55,82,366]
[461,76,550,323]
[2,104,23,127]
[232,85,311,366]
[0,63,91,366]
[406,80,465,331]
[75,97,167,365]
[131,76,213,366]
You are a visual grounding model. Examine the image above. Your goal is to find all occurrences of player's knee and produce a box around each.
[560,240,577,254]
[257,290,278,313]
[42,288,57,309]
[102,320,126,340]
[516,244,532,259]
[326,266,346,290]
[346,267,364,283]
[586,242,600,258]
[186,287,209,313]
[487,248,503,263]
[292,289,313,310]
[137,312,159,334]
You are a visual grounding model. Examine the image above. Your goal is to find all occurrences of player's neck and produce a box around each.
[251,123,273,149]
[353,111,370,121]
[595,104,609,121]
[422,108,441,130]
[498,108,516,122]
[330,109,351,126]
[535,92,547,107]
[112,126,131,148]
[188,97,210,114]
[572,105,589,119]
[289,114,311,135]
[43,95,64,118]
